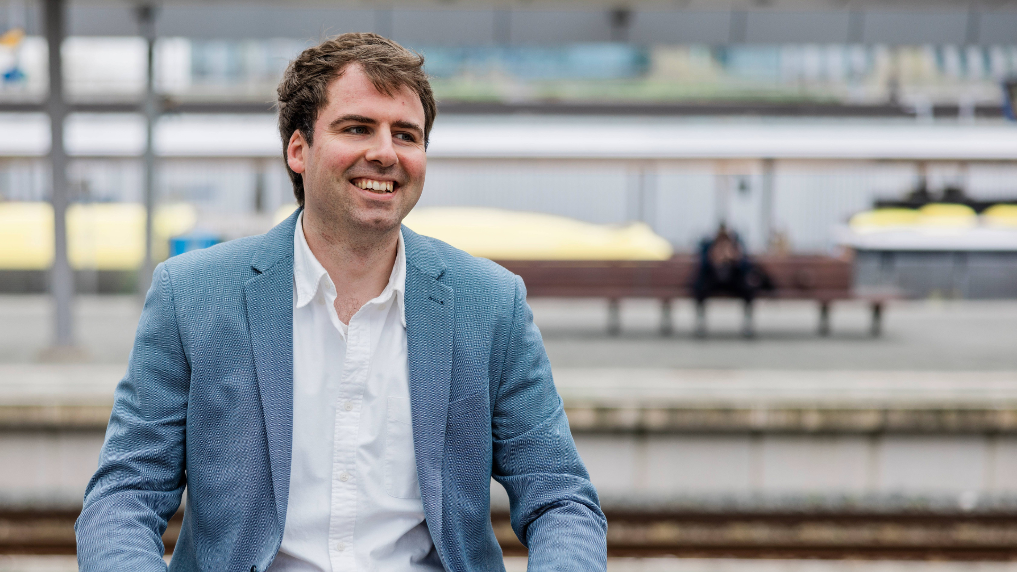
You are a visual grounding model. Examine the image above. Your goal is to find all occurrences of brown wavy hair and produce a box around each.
[276,33,437,206]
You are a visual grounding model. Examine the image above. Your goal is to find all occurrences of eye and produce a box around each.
[394,132,418,143]
[345,125,370,135]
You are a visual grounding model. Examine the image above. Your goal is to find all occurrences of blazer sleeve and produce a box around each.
[75,262,190,571]
[490,275,608,571]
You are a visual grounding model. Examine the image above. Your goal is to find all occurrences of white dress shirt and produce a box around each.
[268,214,440,572]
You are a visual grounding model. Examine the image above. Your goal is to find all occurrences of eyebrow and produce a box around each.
[330,114,423,137]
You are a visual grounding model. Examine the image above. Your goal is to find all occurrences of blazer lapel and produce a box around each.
[245,208,299,532]
[402,227,454,561]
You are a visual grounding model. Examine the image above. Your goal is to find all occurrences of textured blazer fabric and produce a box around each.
[75,209,607,572]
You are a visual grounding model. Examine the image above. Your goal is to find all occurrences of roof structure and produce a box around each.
[3,113,1017,161]
[4,0,1017,45]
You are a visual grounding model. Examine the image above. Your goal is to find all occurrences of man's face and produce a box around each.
[286,63,427,239]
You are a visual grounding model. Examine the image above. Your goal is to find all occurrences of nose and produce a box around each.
[364,126,398,168]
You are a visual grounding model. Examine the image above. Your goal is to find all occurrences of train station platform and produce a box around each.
[2,295,1017,558]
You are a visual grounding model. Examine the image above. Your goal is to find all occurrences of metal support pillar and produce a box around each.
[760,158,775,250]
[728,9,747,44]
[870,302,883,337]
[493,9,510,45]
[45,0,74,352]
[607,299,621,336]
[609,8,631,43]
[818,302,831,336]
[714,161,731,228]
[137,5,159,296]
[741,300,755,339]
[254,160,267,213]
[694,300,706,338]
[847,9,865,44]
[659,298,673,337]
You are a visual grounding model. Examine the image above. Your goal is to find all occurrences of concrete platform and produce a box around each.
[535,298,1017,371]
[4,364,1017,432]
[3,296,1017,521]
[3,296,1017,370]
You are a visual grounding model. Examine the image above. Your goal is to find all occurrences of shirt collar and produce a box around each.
[293,212,407,328]
[382,228,407,328]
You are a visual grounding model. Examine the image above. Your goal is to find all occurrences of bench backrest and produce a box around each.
[496,255,853,299]
[754,255,853,297]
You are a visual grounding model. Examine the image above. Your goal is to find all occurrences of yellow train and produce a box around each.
[0,201,676,272]
[0,202,196,270]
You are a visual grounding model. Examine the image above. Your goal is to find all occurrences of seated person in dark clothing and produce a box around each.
[693,224,772,336]
[694,224,751,302]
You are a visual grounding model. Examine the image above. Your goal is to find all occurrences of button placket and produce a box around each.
[327,310,370,567]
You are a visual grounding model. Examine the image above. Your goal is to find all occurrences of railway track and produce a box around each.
[5,508,1017,560]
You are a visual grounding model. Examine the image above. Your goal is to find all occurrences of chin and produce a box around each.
[355,215,403,233]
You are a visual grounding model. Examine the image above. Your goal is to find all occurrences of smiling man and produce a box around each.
[75,33,606,572]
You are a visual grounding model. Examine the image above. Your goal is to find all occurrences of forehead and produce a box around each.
[319,64,425,124]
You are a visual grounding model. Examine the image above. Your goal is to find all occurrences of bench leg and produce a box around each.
[694,300,707,338]
[659,299,673,337]
[870,302,883,337]
[741,300,755,338]
[607,299,621,336]
[818,302,831,336]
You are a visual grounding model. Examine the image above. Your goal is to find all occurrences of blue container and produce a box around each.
[1004,78,1017,122]
[169,232,221,257]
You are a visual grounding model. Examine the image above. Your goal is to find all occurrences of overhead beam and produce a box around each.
[12,4,1008,45]
[0,100,1005,118]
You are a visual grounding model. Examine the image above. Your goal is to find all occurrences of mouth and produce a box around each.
[352,177,397,194]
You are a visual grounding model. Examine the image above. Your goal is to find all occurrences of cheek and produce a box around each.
[404,153,427,184]
[313,145,357,175]
[328,153,356,174]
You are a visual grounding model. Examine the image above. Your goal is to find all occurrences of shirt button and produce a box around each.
[336,541,345,552]
[343,401,354,411]
[339,472,350,482]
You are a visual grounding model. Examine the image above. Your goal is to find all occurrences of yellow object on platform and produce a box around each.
[0,203,54,269]
[848,208,920,231]
[0,202,197,270]
[402,207,673,260]
[917,203,977,229]
[982,204,1017,228]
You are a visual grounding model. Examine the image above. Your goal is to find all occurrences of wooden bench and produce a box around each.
[496,255,891,337]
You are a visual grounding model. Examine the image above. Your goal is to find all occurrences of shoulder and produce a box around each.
[157,233,265,294]
[403,227,520,296]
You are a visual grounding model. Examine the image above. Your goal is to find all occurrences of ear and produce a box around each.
[286,130,308,174]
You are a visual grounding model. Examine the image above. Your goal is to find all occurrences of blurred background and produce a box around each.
[2,0,1017,569]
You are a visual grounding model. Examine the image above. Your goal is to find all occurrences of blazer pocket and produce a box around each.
[385,396,421,499]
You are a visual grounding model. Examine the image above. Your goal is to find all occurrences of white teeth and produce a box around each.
[355,179,395,192]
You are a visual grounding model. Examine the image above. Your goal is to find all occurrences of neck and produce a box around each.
[301,210,399,309]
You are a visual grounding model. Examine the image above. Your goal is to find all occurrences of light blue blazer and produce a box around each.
[75,210,607,572]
